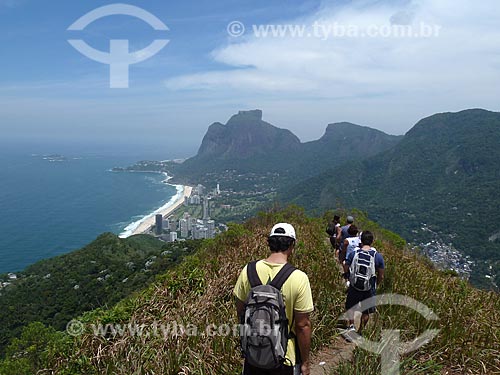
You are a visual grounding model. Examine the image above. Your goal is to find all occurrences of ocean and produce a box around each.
[0,140,184,274]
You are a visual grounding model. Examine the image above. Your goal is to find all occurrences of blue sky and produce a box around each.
[1,0,500,157]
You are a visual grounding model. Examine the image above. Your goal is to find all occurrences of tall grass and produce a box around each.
[334,212,500,375]
[13,207,500,374]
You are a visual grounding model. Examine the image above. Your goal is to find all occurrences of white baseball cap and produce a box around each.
[269,223,296,240]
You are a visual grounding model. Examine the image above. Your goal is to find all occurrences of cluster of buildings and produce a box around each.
[0,273,18,291]
[416,224,473,279]
[153,184,225,242]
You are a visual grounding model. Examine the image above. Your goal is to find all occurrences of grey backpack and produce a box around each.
[240,261,296,369]
[349,248,377,291]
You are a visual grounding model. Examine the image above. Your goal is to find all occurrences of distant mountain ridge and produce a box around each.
[196,110,301,159]
[283,108,500,288]
[299,121,402,179]
[174,109,401,186]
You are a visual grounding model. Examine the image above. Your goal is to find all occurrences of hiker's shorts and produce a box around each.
[243,362,293,374]
[345,287,376,314]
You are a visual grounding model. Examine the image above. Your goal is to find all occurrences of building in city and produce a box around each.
[180,218,189,238]
[155,214,163,235]
[206,219,215,239]
[193,224,208,239]
[202,196,211,220]
[169,219,177,232]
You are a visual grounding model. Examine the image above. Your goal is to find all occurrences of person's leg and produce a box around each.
[278,365,294,375]
[359,313,370,334]
[339,247,346,264]
[329,236,336,249]
[345,288,355,326]
[243,362,266,375]
[359,288,376,334]
[244,362,293,375]
[345,288,361,328]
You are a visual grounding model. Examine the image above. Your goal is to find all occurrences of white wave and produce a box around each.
[119,173,183,239]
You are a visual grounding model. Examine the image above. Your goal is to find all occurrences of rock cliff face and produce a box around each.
[175,109,401,185]
[196,110,301,159]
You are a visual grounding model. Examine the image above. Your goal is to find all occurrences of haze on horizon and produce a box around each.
[1,0,500,154]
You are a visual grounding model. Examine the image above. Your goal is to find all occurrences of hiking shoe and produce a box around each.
[342,325,357,343]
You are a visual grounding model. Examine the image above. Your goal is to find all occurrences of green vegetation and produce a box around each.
[168,110,400,191]
[284,109,500,289]
[174,192,276,223]
[0,233,202,355]
[1,207,499,374]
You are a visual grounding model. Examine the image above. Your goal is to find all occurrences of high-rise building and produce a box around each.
[169,219,177,232]
[196,184,205,196]
[202,197,210,220]
[155,214,163,235]
[189,195,201,205]
[188,217,196,231]
[206,220,215,239]
[216,183,220,195]
[180,219,189,238]
[169,232,178,242]
[193,224,208,239]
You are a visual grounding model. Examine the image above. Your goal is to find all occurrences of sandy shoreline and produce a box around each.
[119,184,192,238]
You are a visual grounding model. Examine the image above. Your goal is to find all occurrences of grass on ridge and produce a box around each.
[1,206,499,374]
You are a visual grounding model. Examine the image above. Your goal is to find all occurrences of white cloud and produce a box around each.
[163,0,500,137]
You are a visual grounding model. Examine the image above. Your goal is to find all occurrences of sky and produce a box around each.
[1,0,500,157]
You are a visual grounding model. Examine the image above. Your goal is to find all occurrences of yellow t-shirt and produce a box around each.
[233,260,314,366]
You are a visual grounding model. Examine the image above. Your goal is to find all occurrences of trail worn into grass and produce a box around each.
[309,241,356,374]
[310,336,355,374]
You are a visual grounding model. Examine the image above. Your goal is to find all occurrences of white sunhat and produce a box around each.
[269,223,296,240]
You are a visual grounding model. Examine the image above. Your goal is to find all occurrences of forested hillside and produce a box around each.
[0,234,202,355]
[284,109,500,289]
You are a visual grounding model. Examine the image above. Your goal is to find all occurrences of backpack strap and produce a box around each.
[269,263,296,290]
[247,261,262,288]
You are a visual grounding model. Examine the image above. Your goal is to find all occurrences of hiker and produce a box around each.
[343,224,360,263]
[338,215,354,263]
[343,231,384,336]
[234,223,314,375]
[325,215,342,254]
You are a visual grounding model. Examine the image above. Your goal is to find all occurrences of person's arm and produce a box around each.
[375,254,385,286]
[335,226,342,244]
[343,260,350,275]
[376,268,385,285]
[236,298,245,319]
[294,311,312,375]
[343,252,353,278]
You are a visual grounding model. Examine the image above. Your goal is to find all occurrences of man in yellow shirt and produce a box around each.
[234,223,314,375]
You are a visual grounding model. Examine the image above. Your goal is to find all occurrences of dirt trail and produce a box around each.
[310,336,355,374]
[308,240,358,374]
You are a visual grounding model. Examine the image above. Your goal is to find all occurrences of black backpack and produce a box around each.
[240,261,296,369]
[326,222,336,236]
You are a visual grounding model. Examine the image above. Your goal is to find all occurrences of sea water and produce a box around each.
[0,141,182,274]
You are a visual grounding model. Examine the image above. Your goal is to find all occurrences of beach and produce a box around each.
[119,184,193,238]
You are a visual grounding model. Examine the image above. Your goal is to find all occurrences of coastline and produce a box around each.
[119,176,192,238]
